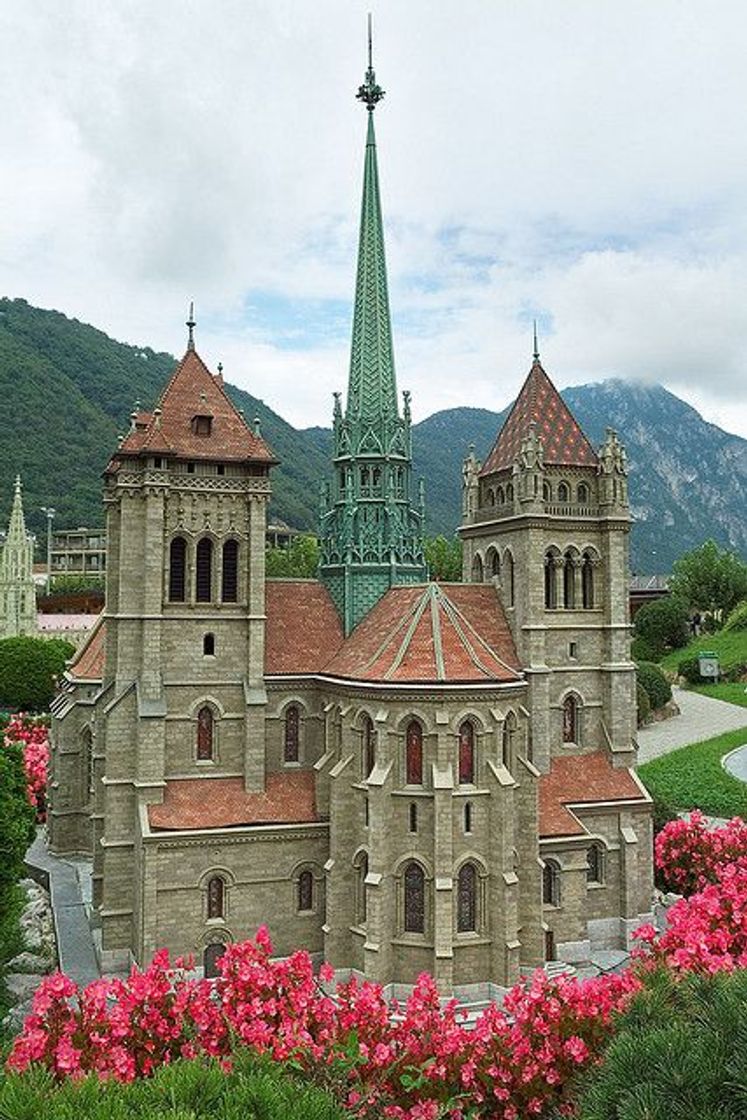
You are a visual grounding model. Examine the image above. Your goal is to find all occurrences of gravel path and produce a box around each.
[637,687,747,764]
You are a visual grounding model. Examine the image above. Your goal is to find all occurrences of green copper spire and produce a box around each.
[320,22,426,635]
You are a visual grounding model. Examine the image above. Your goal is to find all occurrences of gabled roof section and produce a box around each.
[114,348,276,465]
[481,359,597,475]
[265,580,345,675]
[539,752,648,838]
[148,771,318,831]
[323,582,522,685]
[67,614,106,680]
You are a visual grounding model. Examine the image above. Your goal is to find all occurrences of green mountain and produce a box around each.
[1,297,745,573]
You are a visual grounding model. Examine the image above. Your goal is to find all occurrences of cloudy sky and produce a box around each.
[2,0,746,436]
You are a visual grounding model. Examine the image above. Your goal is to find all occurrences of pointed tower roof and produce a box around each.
[5,475,29,544]
[114,342,276,466]
[481,355,597,475]
[346,34,397,422]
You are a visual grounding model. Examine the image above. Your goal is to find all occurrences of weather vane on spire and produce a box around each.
[186,301,196,350]
[356,13,385,111]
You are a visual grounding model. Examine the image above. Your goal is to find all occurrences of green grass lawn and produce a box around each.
[692,682,747,708]
[659,629,747,675]
[638,726,747,819]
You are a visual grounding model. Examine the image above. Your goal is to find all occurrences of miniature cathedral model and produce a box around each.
[49,36,653,997]
[0,476,37,639]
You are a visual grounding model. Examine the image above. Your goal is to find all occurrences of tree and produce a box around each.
[265,535,320,579]
[633,596,689,655]
[0,636,75,712]
[0,742,36,977]
[424,535,463,581]
[669,539,747,617]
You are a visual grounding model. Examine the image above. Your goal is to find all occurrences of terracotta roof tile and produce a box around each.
[148,771,318,831]
[324,583,522,684]
[539,752,645,838]
[67,616,106,680]
[265,580,345,674]
[481,360,597,475]
[113,348,276,465]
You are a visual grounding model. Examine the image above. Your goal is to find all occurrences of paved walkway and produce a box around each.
[25,831,100,988]
[723,744,747,783]
[637,687,747,764]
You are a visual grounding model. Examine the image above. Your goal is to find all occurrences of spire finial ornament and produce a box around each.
[533,319,540,363]
[356,14,385,111]
[186,301,196,350]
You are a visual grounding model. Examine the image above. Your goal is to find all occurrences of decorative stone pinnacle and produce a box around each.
[186,301,196,350]
[356,14,385,111]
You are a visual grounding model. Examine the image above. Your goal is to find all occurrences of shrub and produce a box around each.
[3,715,51,819]
[724,600,747,632]
[677,656,701,684]
[653,810,747,897]
[0,636,74,712]
[636,683,651,726]
[633,596,689,656]
[635,662,672,711]
[630,635,659,663]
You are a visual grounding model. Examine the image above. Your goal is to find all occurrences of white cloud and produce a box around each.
[0,0,746,436]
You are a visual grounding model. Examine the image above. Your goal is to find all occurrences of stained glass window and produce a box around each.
[284,705,300,763]
[562,696,578,744]
[221,540,238,602]
[298,869,313,912]
[457,863,477,932]
[169,537,186,602]
[404,862,425,934]
[458,721,475,785]
[207,876,224,919]
[195,537,213,602]
[543,860,561,906]
[197,706,214,761]
[405,721,423,785]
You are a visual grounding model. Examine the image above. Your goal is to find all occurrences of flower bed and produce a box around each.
[2,714,50,820]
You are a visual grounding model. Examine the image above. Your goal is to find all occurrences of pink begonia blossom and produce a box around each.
[3,714,50,820]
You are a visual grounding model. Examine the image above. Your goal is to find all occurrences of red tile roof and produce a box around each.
[481,360,597,475]
[539,752,646,838]
[323,583,522,684]
[265,580,344,674]
[148,771,318,831]
[67,616,106,680]
[112,348,276,465]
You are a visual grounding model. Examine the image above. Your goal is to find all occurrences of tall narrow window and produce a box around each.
[582,553,595,609]
[404,862,425,934]
[363,715,375,779]
[356,852,368,924]
[542,481,552,502]
[457,863,478,932]
[83,728,94,798]
[505,551,515,606]
[221,540,238,602]
[409,802,418,833]
[196,537,213,602]
[464,801,473,834]
[543,859,561,906]
[544,552,558,608]
[578,482,589,505]
[563,552,576,609]
[203,942,225,979]
[489,549,501,578]
[471,554,484,583]
[298,869,313,912]
[558,481,570,503]
[207,876,224,919]
[587,844,605,884]
[502,712,516,769]
[284,705,300,763]
[169,537,187,602]
[197,706,214,761]
[458,720,475,785]
[562,695,578,744]
[405,721,423,785]
[203,633,215,656]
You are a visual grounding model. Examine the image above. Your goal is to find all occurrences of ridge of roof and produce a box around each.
[481,359,598,475]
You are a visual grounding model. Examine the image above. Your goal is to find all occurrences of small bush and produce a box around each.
[631,635,659,663]
[634,596,690,656]
[636,661,672,711]
[723,600,747,632]
[636,682,651,726]
[677,656,701,684]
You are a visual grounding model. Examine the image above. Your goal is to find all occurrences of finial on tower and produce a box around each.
[356,14,385,111]
[533,319,540,363]
[186,301,196,350]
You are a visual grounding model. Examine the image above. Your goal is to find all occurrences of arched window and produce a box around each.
[563,695,579,744]
[563,551,576,609]
[409,802,418,833]
[578,482,590,505]
[169,537,187,602]
[207,875,224,919]
[542,481,552,502]
[496,486,505,505]
[457,863,478,933]
[582,553,595,608]
[558,481,570,503]
[464,801,473,834]
[362,715,375,779]
[203,942,226,979]
[405,721,423,785]
[502,711,516,770]
[197,706,214,761]
[506,482,514,502]
[356,852,368,924]
[458,720,475,785]
[471,554,484,583]
[221,540,239,602]
[543,859,561,906]
[203,633,215,656]
[195,537,213,602]
[404,862,425,934]
[544,551,558,608]
[504,550,515,607]
[284,705,300,763]
[587,843,605,885]
[298,869,313,912]
[488,548,500,578]
[487,488,495,506]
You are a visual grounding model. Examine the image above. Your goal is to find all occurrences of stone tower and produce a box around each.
[319,41,426,635]
[92,316,277,969]
[460,345,635,776]
[0,476,37,639]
